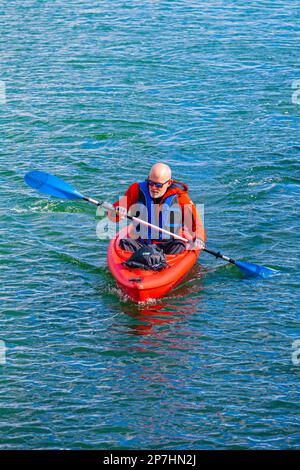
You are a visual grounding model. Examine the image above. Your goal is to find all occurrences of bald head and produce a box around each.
[149,163,172,181]
[148,163,172,199]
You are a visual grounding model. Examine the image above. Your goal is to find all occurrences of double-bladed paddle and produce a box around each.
[24,170,277,278]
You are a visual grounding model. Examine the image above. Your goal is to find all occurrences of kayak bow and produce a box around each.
[108,226,201,302]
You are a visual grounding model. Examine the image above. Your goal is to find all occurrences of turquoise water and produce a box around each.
[1,0,300,449]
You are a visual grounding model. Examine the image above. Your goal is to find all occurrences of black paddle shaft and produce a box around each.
[203,247,235,264]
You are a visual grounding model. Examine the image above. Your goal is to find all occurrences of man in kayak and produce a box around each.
[109,162,205,254]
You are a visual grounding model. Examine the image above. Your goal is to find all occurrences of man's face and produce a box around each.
[147,174,172,199]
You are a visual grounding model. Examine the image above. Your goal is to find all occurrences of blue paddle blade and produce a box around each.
[235,260,278,278]
[24,170,85,200]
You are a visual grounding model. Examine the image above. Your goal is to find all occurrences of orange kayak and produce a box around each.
[107,226,201,302]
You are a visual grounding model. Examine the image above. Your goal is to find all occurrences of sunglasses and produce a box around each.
[147,178,171,189]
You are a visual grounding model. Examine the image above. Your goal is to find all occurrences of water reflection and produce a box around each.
[115,263,206,337]
[101,264,209,414]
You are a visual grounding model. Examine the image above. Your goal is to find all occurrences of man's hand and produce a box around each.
[115,206,127,219]
[192,238,205,250]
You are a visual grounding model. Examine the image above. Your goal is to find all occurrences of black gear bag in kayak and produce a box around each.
[123,245,167,271]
